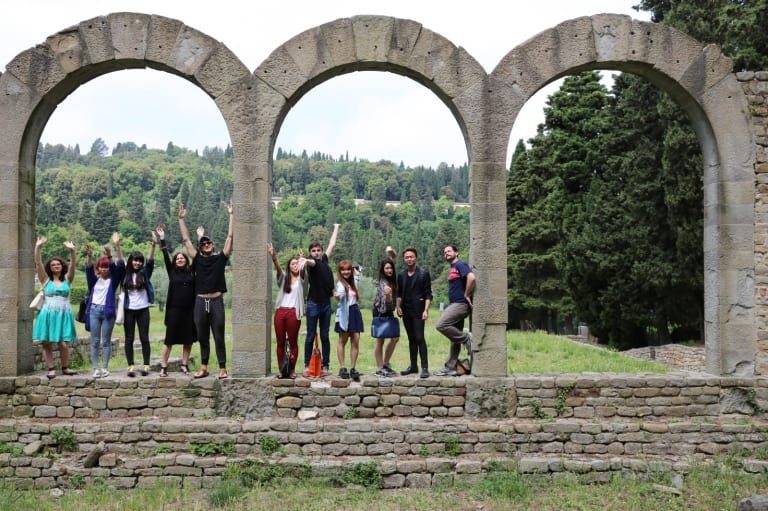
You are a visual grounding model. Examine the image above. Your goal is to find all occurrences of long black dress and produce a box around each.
[161,239,196,345]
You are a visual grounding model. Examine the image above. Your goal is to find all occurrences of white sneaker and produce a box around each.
[92,369,101,378]
[101,369,110,378]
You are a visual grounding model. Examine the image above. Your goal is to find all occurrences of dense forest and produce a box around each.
[506,0,768,348]
[34,0,767,350]
[34,140,470,306]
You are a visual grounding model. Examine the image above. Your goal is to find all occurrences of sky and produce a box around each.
[0,1,651,168]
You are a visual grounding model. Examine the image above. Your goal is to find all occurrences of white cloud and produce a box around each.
[2,1,650,167]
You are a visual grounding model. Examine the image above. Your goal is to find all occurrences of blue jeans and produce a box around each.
[304,301,331,369]
[89,304,114,369]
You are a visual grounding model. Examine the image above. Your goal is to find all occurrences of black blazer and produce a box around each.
[397,266,432,313]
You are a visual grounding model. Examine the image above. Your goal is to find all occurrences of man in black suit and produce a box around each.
[394,247,432,378]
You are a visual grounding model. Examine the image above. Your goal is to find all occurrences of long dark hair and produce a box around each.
[123,251,146,290]
[44,257,68,281]
[337,259,358,297]
[173,252,191,273]
[282,257,298,293]
[378,258,397,295]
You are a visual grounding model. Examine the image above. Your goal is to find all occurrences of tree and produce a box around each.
[635,0,768,70]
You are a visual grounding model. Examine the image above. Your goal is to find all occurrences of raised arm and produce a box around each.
[177,203,197,259]
[222,199,234,258]
[325,223,340,259]
[267,242,283,281]
[34,236,48,284]
[64,241,77,284]
[112,231,124,261]
[85,243,94,267]
[149,231,157,260]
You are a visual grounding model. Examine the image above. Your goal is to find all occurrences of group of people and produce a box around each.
[34,210,475,381]
[32,201,234,380]
[269,224,475,380]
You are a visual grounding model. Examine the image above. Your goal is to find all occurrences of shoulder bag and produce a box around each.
[30,281,47,310]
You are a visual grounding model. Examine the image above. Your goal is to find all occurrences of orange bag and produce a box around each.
[308,334,322,377]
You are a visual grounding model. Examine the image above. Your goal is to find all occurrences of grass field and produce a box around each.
[70,306,665,375]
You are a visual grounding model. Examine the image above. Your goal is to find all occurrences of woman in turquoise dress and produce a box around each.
[33,236,78,379]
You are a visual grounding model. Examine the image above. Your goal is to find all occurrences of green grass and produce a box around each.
[2,457,768,510]
[71,306,666,375]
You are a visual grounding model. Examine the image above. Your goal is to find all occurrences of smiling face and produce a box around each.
[383,262,394,277]
[443,246,459,264]
[199,240,214,255]
[49,259,63,276]
[174,253,188,269]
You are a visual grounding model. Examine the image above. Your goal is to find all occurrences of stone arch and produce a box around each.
[0,13,756,378]
[244,15,492,376]
[0,12,257,376]
[488,14,756,376]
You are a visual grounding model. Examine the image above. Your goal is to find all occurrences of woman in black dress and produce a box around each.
[155,226,196,376]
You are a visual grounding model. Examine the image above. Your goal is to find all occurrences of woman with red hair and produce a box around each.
[84,232,124,378]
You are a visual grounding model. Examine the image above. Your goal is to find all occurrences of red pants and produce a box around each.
[275,307,300,372]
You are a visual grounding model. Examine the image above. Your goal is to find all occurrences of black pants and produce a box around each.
[194,295,226,368]
[123,307,151,366]
[402,309,429,370]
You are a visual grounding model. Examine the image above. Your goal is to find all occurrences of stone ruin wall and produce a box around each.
[746,71,768,375]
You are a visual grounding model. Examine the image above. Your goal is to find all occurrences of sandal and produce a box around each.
[46,367,56,380]
[193,369,209,379]
[61,367,78,376]
[218,369,229,380]
[180,364,191,376]
[159,366,168,377]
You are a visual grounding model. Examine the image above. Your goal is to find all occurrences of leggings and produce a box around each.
[123,307,150,366]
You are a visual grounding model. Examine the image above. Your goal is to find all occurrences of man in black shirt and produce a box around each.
[298,224,339,377]
[395,247,432,379]
[178,200,233,379]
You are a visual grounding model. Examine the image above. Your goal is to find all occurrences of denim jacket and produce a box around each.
[84,259,123,332]
[333,277,359,331]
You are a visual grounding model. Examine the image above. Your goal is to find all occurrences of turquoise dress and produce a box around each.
[32,280,77,343]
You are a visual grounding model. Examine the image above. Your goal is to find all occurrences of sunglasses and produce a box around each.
[201,241,213,246]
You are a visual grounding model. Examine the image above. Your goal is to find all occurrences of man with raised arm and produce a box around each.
[298,223,340,377]
[178,199,233,379]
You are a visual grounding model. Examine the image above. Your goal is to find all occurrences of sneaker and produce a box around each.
[140,365,150,376]
[93,369,101,378]
[339,367,349,379]
[400,366,417,376]
[127,365,136,377]
[350,368,360,381]
[376,367,395,377]
[101,369,110,378]
[433,366,457,377]
[383,363,393,372]
[420,368,430,379]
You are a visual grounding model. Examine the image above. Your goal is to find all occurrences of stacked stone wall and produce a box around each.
[3,373,768,421]
[1,414,768,490]
[746,71,768,375]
